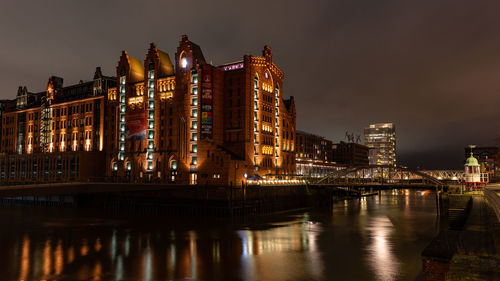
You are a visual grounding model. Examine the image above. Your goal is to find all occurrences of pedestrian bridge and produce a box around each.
[308,165,464,188]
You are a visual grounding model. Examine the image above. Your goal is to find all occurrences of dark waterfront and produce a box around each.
[0,189,439,281]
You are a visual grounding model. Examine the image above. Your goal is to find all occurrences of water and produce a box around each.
[0,189,439,281]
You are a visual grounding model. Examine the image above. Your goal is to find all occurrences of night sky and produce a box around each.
[1,0,499,169]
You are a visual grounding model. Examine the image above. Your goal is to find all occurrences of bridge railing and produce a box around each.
[309,166,463,186]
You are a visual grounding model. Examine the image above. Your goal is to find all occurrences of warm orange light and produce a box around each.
[43,239,52,277]
[19,234,30,280]
[55,240,64,275]
[262,146,273,155]
[160,91,173,100]
[128,96,143,105]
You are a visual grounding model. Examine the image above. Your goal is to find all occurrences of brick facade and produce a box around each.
[1,35,296,186]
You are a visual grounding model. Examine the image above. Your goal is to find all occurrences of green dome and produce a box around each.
[465,155,479,166]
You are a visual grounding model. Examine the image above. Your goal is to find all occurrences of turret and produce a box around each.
[464,145,488,191]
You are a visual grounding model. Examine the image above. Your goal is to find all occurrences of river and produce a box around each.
[0,189,439,280]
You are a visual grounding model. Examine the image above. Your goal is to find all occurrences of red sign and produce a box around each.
[126,110,147,140]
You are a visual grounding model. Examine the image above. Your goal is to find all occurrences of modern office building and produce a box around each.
[364,123,396,167]
[0,35,296,186]
[295,131,342,177]
[332,141,369,167]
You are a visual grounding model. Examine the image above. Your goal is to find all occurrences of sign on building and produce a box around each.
[201,67,213,138]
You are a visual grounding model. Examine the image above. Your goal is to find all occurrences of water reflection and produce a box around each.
[43,239,51,278]
[2,190,438,281]
[367,217,400,281]
[19,234,29,280]
[54,240,63,275]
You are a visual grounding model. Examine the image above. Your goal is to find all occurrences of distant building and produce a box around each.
[295,131,342,177]
[364,123,396,167]
[464,146,498,178]
[332,141,369,167]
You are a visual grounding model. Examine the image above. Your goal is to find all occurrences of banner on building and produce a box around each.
[201,67,213,138]
[126,110,147,140]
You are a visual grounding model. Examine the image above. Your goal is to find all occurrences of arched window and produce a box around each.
[180,52,188,69]
[170,160,177,170]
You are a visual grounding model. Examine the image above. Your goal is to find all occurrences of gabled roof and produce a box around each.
[157,49,174,77]
[128,55,144,82]
[190,41,206,64]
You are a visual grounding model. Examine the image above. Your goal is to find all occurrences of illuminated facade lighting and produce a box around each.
[364,123,396,167]
[0,36,296,186]
[146,63,155,171]
[118,75,126,162]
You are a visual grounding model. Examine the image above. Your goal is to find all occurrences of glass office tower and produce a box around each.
[364,123,396,166]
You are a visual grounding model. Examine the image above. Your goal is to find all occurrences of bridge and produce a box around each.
[306,165,463,189]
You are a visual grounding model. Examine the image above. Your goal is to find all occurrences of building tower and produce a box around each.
[464,146,488,191]
[364,123,396,167]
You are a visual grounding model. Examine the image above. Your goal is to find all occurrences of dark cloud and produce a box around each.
[1,0,499,169]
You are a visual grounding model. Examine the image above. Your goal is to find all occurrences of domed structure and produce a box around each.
[464,147,488,191]
[465,154,479,167]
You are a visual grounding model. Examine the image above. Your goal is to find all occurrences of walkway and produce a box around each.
[485,183,500,222]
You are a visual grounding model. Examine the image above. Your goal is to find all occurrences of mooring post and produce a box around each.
[241,180,245,208]
[435,185,440,216]
[230,182,233,209]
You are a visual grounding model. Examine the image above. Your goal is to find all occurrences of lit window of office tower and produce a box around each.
[364,123,396,167]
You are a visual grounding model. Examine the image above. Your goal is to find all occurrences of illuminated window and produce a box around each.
[191,121,197,129]
[190,173,197,185]
[192,109,198,118]
[192,144,197,153]
[181,57,188,68]
[192,133,197,141]
[192,157,197,165]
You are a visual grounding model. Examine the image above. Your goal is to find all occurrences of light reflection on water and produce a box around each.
[0,189,438,281]
[367,216,399,281]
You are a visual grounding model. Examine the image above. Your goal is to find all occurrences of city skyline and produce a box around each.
[1,0,500,169]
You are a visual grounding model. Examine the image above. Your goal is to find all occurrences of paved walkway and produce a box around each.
[485,183,500,222]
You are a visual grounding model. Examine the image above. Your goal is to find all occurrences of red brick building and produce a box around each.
[0,68,115,182]
[332,141,369,167]
[0,35,296,186]
[106,36,296,186]
[295,131,343,177]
